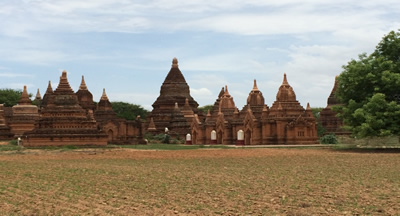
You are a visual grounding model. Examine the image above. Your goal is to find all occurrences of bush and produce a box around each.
[9,139,18,145]
[320,134,338,144]
[162,134,170,144]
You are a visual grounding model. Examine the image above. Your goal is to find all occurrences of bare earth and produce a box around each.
[0,148,399,215]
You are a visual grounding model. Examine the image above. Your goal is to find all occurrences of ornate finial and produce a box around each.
[223,85,230,96]
[101,88,109,100]
[35,89,41,100]
[174,102,179,109]
[282,73,289,85]
[306,102,311,110]
[172,57,178,68]
[79,75,88,90]
[62,70,67,78]
[46,81,53,94]
[252,79,259,91]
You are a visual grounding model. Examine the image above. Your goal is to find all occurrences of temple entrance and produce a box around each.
[217,131,223,144]
[245,129,251,145]
[107,129,114,141]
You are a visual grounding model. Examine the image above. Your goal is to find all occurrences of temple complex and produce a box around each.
[190,74,318,145]
[146,57,199,137]
[1,57,323,145]
[319,76,351,135]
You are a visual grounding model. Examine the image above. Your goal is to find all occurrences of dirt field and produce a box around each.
[0,148,399,215]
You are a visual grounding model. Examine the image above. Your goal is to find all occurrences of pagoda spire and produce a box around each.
[101,88,109,101]
[79,75,88,90]
[147,117,157,131]
[282,73,289,85]
[223,85,230,96]
[172,57,178,68]
[46,81,53,94]
[18,85,32,105]
[35,88,41,100]
[55,71,74,93]
[252,79,259,91]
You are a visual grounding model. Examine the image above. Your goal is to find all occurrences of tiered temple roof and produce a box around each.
[147,58,199,136]
[24,71,107,146]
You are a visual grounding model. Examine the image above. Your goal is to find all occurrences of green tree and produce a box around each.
[0,88,32,107]
[198,104,213,115]
[311,107,326,137]
[335,30,400,137]
[110,101,149,121]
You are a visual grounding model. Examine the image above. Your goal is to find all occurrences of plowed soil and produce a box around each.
[0,148,399,215]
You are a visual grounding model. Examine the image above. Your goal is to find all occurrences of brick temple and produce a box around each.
[319,76,351,135]
[147,58,318,145]
[0,71,144,146]
[146,57,200,137]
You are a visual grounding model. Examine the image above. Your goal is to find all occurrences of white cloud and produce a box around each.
[0,73,34,78]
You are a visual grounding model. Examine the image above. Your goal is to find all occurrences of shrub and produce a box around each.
[162,134,170,144]
[320,134,338,144]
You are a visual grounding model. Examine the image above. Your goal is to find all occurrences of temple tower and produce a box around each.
[147,57,199,137]
[76,75,96,111]
[264,74,318,144]
[320,76,350,135]
[9,86,39,137]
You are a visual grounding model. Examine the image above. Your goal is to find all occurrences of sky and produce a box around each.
[0,0,399,111]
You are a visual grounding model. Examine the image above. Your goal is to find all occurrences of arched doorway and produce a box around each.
[107,129,114,141]
[245,129,251,145]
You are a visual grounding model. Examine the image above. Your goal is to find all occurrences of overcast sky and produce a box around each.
[0,0,399,110]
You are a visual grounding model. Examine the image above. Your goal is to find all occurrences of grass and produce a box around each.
[0,148,399,215]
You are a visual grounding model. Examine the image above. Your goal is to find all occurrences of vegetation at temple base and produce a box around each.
[0,88,33,107]
[198,104,213,114]
[310,107,326,137]
[336,30,400,138]
[111,101,149,120]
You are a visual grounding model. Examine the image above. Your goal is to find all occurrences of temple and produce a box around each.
[8,86,39,137]
[3,71,146,146]
[319,76,351,135]
[146,57,200,137]
[146,58,318,145]
[24,71,108,146]
[190,74,318,145]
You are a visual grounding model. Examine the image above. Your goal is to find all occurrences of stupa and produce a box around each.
[9,86,39,137]
[147,57,199,137]
[24,71,107,146]
[76,75,96,111]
